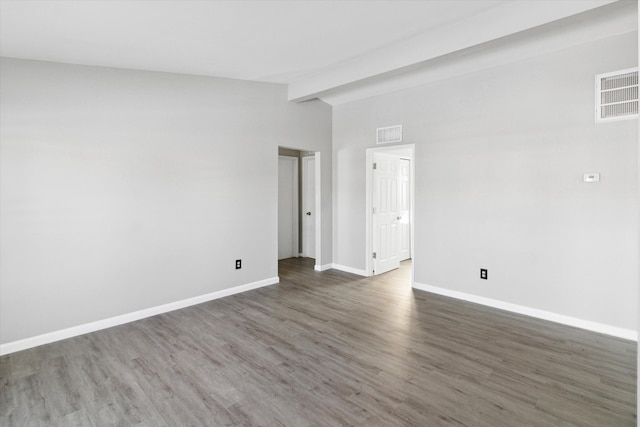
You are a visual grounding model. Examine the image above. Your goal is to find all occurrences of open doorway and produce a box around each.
[277,147,321,271]
[278,154,298,260]
[365,144,415,286]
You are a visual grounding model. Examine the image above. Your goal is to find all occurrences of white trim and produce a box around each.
[0,277,279,356]
[314,263,332,272]
[331,264,368,277]
[412,282,638,341]
[314,152,322,267]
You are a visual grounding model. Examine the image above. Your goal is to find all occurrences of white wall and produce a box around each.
[0,58,332,346]
[333,31,638,332]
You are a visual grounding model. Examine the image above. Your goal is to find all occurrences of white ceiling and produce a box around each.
[0,0,634,105]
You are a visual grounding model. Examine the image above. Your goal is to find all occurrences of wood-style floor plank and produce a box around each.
[0,258,636,426]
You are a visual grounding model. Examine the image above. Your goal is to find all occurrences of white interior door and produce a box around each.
[302,156,316,259]
[278,156,298,260]
[398,158,411,261]
[372,153,400,275]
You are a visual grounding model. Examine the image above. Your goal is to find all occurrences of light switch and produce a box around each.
[583,173,600,183]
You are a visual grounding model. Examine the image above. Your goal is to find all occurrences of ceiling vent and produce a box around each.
[595,68,638,123]
[376,125,403,144]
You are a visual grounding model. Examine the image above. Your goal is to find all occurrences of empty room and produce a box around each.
[1,1,638,426]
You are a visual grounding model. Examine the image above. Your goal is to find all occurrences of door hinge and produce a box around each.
[372,207,376,214]
[373,162,377,170]
[372,252,377,259]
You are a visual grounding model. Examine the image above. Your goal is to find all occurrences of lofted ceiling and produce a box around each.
[0,0,636,105]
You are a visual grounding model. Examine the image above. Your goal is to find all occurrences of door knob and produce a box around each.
[306,212,312,216]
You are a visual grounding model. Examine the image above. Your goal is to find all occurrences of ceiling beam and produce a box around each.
[287,0,617,102]
[321,0,637,106]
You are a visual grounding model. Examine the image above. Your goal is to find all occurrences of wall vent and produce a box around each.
[376,125,402,144]
[595,68,638,123]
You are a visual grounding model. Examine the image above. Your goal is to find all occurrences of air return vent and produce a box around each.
[595,68,638,123]
[376,125,402,144]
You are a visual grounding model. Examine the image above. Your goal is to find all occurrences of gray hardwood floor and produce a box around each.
[1,258,636,426]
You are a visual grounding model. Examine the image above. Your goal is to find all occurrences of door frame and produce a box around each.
[365,144,415,281]
[277,148,322,270]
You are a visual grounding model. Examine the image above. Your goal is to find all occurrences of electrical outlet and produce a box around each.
[480,269,488,280]
[235,259,242,270]
[583,173,600,183]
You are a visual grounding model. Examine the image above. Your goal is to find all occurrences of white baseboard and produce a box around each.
[330,264,368,277]
[0,276,280,356]
[314,263,332,272]
[412,282,637,341]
